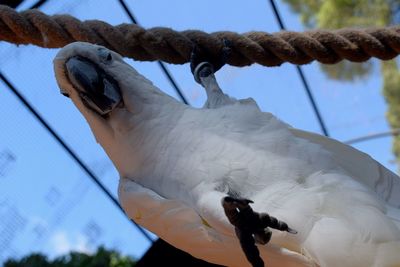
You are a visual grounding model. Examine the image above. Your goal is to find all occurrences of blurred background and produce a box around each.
[1,0,399,265]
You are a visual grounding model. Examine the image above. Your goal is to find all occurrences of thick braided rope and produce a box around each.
[1,5,400,66]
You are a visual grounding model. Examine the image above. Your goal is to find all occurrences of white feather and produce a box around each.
[54,42,400,267]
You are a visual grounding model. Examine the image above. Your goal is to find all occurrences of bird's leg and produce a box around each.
[190,40,235,108]
[235,227,265,267]
[259,212,298,234]
[221,196,297,267]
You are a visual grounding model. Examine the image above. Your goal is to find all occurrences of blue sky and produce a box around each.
[0,0,396,263]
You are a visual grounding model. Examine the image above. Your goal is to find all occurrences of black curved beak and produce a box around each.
[65,56,122,115]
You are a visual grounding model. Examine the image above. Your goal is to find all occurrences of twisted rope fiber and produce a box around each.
[1,5,400,66]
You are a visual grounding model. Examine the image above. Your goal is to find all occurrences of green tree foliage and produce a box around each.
[282,0,400,163]
[283,0,391,28]
[4,246,136,267]
[382,60,400,158]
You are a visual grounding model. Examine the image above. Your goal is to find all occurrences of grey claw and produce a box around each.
[236,198,253,205]
[287,228,298,234]
[223,196,253,205]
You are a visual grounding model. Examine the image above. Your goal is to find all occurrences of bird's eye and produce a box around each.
[98,48,112,63]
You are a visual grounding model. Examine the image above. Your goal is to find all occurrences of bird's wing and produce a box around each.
[118,177,210,244]
[118,177,243,266]
[290,128,400,208]
[118,177,315,267]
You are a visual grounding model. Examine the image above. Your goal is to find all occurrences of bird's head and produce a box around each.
[53,42,182,174]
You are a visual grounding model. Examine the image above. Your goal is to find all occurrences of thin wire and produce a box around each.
[1,0,48,10]
[1,0,24,8]
[117,0,137,24]
[268,0,329,137]
[29,0,48,9]
[0,70,154,242]
[117,0,189,105]
[344,129,400,145]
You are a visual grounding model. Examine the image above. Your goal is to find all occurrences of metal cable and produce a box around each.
[29,0,48,9]
[117,0,189,104]
[268,0,329,136]
[344,129,400,145]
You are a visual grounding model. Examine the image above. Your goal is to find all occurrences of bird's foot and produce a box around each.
[222,196,297,236]
[221,196,297,267]
[190,39,232,83]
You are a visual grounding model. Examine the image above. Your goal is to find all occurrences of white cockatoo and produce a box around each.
[53,42,400,267]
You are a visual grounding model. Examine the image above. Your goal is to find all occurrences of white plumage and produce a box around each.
[54,42,400,267]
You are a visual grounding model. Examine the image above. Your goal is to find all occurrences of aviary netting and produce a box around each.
[3,5,400,267]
